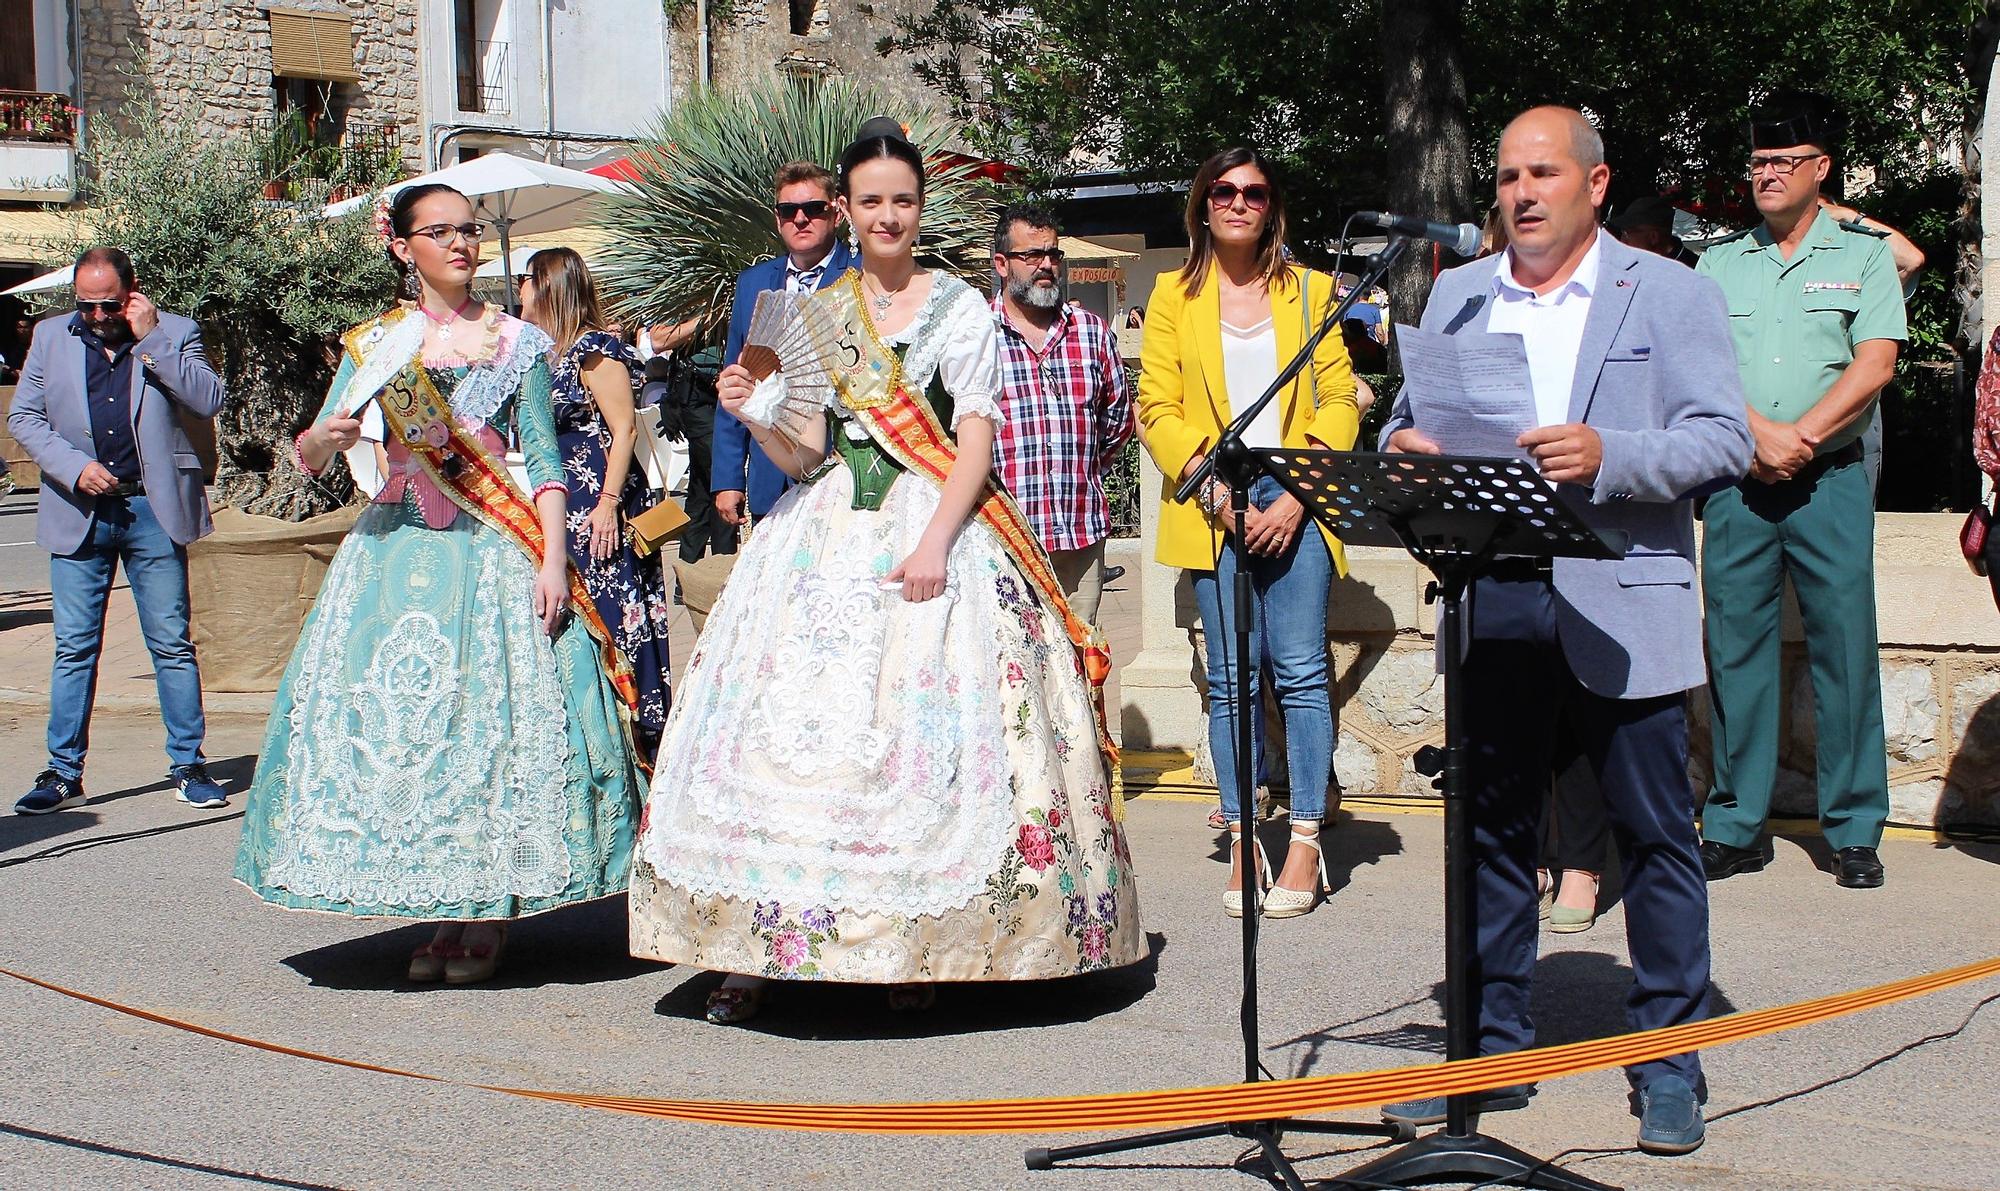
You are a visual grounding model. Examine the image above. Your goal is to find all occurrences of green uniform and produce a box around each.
[1695,209,1906,850]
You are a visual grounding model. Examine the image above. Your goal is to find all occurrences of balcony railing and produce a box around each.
[251,116,404,198]
[0,90,80,144]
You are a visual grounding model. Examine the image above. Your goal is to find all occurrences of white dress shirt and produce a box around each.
[1486,233,1603,428]
[785,245,836,294]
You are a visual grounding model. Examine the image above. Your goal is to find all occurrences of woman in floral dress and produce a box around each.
[520,247,675,757]
[235,184,646,985]
[628,121,1143,1024]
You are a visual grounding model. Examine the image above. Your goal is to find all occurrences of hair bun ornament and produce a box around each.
[373,193,396,246]
[855,115,910,144]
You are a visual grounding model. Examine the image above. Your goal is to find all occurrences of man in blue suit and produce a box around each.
[712,161,856,531]
[1379,108,1753,1154]
[8,247,229,814]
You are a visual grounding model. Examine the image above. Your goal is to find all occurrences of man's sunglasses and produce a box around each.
[775,200,833,221]
[999,248,1066,266]
[1207,181,1272,211]
[75,299,123,315]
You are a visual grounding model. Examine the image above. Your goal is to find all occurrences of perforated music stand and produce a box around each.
[1257,448,1627,1191]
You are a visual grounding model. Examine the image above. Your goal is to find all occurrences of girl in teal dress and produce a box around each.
[234,184,645,985]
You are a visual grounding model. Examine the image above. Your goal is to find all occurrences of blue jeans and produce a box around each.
[1191,475,1335,822]
[47,494,206,778]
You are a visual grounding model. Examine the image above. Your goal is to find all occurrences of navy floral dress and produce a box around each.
[551,330,674,757]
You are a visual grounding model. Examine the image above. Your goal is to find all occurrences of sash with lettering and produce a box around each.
[338,310,641,722]
[812,273,1120,777]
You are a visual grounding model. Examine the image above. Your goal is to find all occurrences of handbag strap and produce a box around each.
[1301,269,1319,411]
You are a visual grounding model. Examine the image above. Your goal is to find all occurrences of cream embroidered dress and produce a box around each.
[628,274,1143,981]
[234,309,645,919]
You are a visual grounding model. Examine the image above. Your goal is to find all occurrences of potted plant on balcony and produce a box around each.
[56,90,404,686]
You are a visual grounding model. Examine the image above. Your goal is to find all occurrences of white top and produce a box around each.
[1486,233,1603,429]
[1221,317,1281,449]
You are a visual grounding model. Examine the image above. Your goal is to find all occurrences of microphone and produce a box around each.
[1354,211,1483,258]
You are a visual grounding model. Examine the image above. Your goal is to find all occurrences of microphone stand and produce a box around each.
[1025,234,1418,1188]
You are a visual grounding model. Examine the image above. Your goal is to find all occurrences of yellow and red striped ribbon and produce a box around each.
[6,953,1994,1135]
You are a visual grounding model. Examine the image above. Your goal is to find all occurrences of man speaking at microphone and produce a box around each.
[1378,107,1752,1154]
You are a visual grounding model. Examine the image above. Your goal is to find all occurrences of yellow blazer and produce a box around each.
[1136,263,1359,572]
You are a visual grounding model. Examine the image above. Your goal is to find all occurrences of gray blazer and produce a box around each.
[7,310,226,554]
[1379,231,1753,700]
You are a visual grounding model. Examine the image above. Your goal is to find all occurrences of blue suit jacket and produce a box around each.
[713,242,857,515]
[7,311,226,554]
[1379,232,1754,700]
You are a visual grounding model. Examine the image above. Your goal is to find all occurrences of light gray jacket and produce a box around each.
[7,310,226,554]
[1379,231,1753,700]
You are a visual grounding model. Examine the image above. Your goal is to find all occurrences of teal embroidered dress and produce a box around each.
[234,309,644,919]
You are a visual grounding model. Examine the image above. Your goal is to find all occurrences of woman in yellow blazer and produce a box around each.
[1136,146,1358,920]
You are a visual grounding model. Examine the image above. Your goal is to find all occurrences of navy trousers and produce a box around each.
[1462,574,1710,1095]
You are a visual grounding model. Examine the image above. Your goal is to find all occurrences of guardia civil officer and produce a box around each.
[1695,91,1906,890]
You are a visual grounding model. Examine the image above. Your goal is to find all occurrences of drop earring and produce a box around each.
[848,224,859,252]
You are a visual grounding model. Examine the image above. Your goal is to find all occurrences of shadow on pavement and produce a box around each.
[1274,953,1738,1078]
[0,808,103,856]
[653,930,1167,1040]
[81,753,259,808]
[281,897,659,992]
[0,605,49,631]
[0,1121,343,1191]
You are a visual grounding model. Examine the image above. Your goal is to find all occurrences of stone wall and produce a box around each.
[76,1,422,168]
[1121,445,2000,831]
[669,0,956,113]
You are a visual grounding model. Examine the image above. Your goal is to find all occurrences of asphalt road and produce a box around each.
[2,704,1997,1190]
[0,486,47,592]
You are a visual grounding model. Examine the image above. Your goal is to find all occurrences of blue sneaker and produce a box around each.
[171,762,228,809]
[1635,1075,1705,1155]
[15,769,85,815]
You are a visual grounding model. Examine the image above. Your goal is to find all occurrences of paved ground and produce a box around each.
[3,533,1999,1189]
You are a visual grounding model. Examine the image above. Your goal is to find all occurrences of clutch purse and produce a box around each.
[629,498,691,558]
[1962,490,1997,576]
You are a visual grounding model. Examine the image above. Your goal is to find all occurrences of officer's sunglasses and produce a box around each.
[75,299,123,315]
[1747,153,1824,177]
[775,200,833,221]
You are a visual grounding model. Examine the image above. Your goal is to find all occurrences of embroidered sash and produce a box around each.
[340,314,641,719]
[812,275,1119,771]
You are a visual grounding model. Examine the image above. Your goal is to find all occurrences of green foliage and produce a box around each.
[886,0,1977,247]
[67,93,402,517]
[591,77,1002,333]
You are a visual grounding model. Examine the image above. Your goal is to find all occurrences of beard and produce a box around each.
[1007,275,1061,309]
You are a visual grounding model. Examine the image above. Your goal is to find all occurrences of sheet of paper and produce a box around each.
[1394,324,1536,457]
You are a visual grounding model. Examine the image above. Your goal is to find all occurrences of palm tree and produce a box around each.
[593,78,1001,334]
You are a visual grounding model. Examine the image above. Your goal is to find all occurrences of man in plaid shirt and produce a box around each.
[989,203,1134,627]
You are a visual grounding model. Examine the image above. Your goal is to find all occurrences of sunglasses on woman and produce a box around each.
[775,200,833,221]
[1206,182,1272,211]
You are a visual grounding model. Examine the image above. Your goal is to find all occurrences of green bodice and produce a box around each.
[818,352,955,512]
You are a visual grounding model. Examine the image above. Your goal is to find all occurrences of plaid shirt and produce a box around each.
[989,295,1135,552]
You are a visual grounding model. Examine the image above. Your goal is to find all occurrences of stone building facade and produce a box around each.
[76,0,423,169]
[669,0,952,113]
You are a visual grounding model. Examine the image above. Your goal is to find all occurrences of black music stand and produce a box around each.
[1025,241,1423,1190]
[1252,448,1625,1191]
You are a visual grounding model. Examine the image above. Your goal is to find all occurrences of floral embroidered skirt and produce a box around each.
[629,466,1143,982]
[234,501,644,919]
